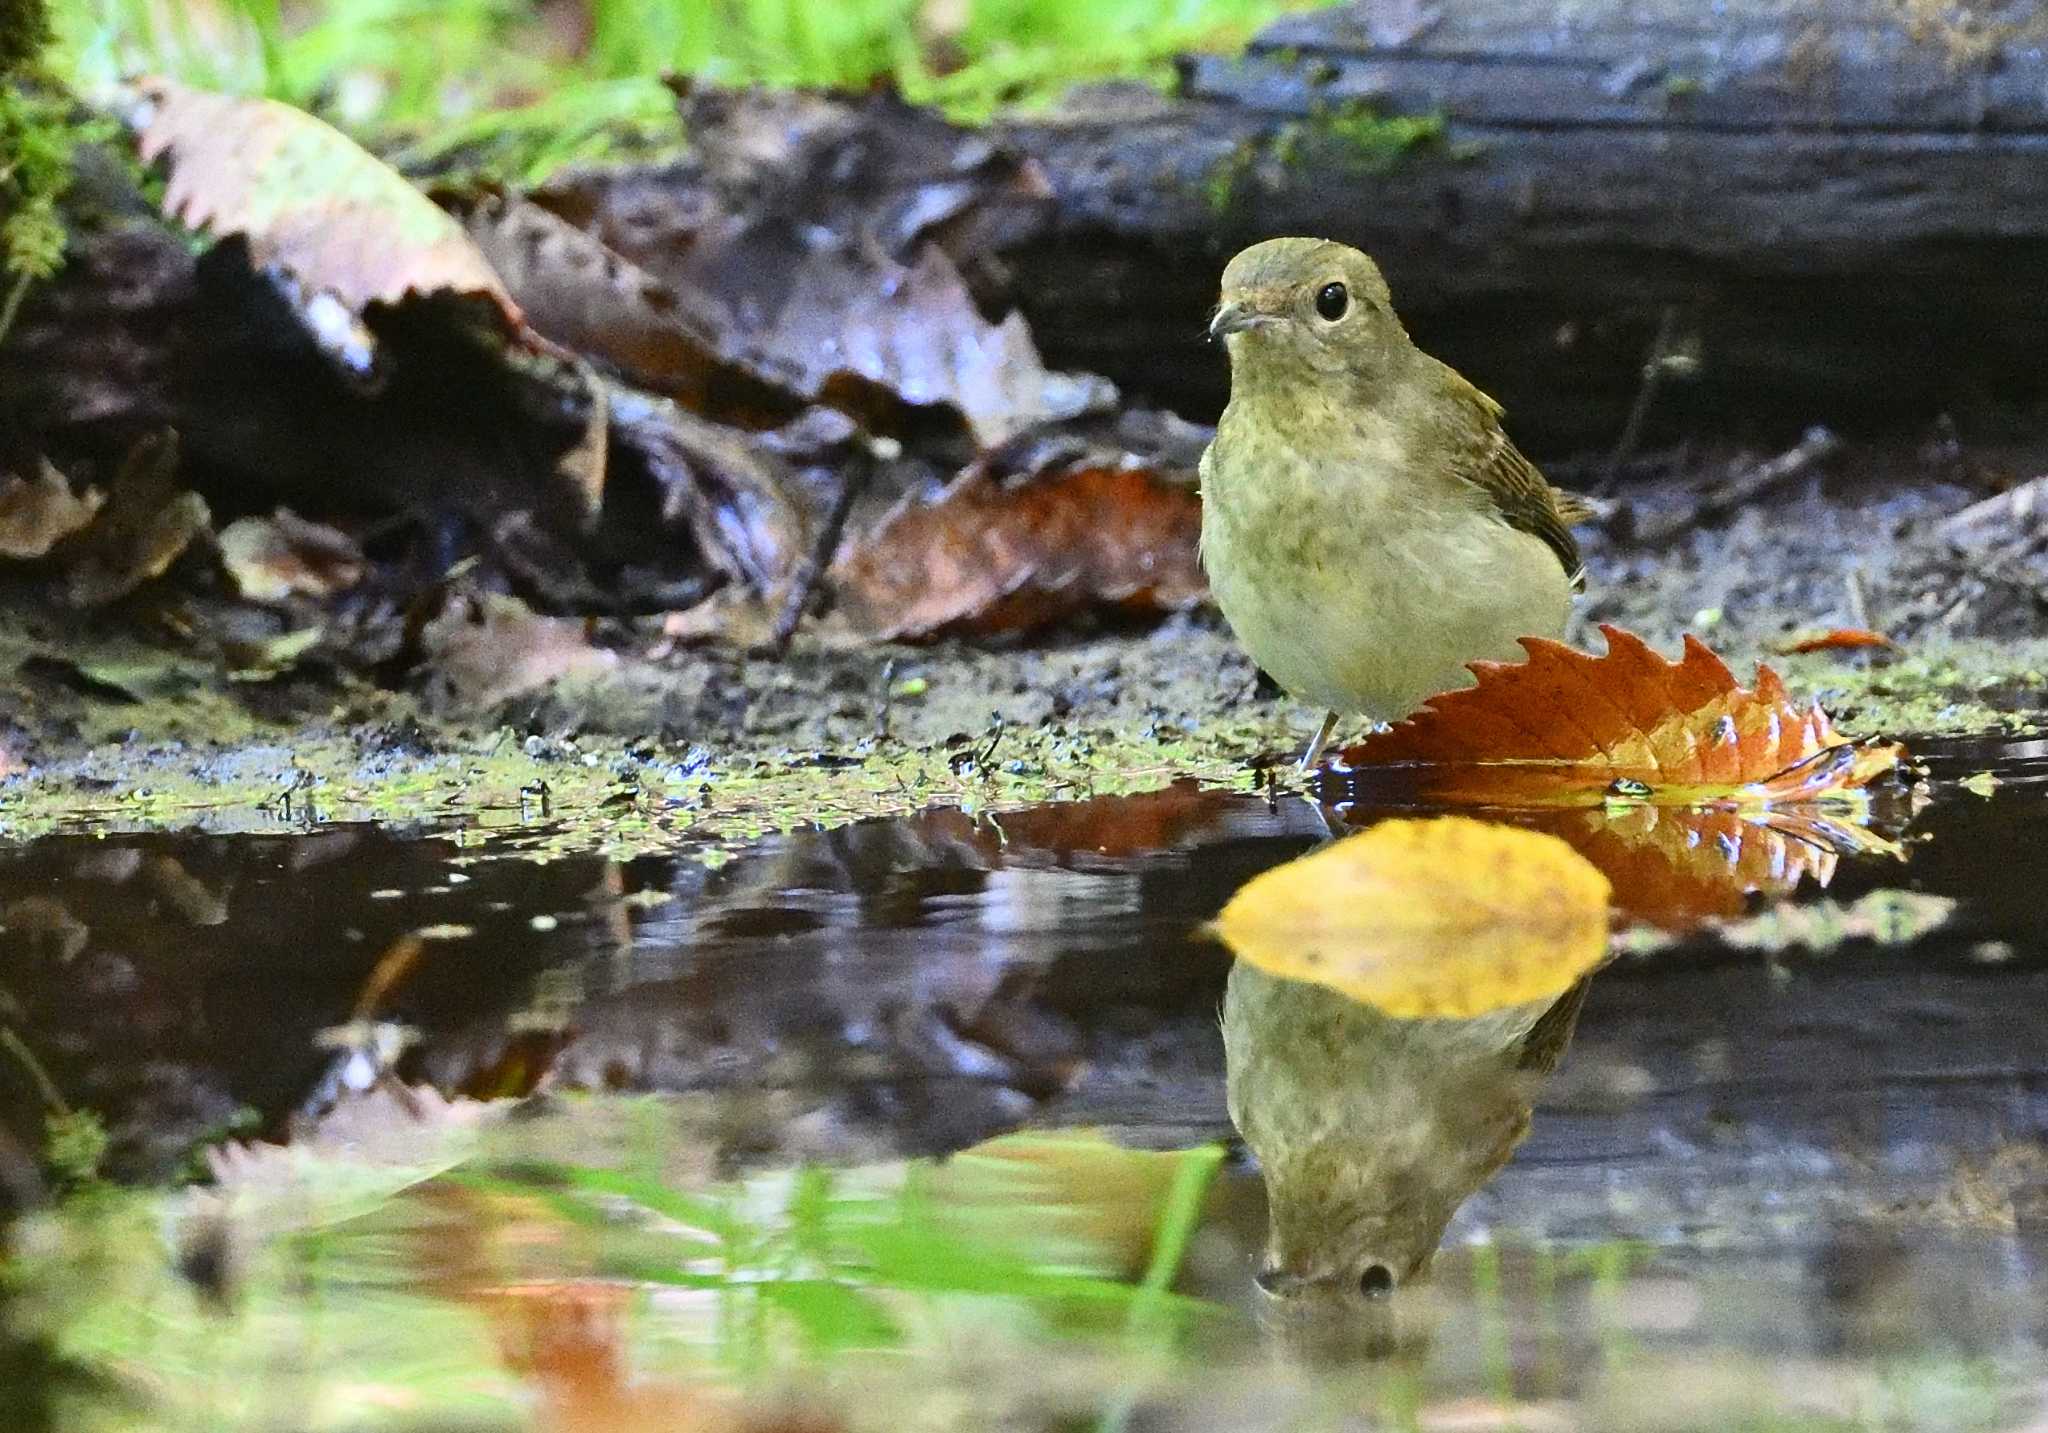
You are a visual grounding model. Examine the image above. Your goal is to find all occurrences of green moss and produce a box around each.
[1202,137,1261,214]
[1198,100,1442,215]
[1769,643,2048,738]
[0,58,110,343]
[0,0,49,77]
[1306,99,1445,175]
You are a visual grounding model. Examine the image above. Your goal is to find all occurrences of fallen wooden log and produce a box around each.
[980,0,2048,450]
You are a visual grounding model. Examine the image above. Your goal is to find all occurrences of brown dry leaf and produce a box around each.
[1210,816,1611,1017]
[417,591,617,712]
[536,86,1095,447]
[0,462,103,559]
[761,243,1109,447]
[1338,624,1904,806]
[143,854,230,926]
[462,194,807,430]
[218,508,366,603]
[832,464,1204,638]
[473,1279,838,1433]
[57,431,210,607]
[133,77,523,333]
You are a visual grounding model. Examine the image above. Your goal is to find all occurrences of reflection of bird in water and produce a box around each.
[1222,959,1588,1341]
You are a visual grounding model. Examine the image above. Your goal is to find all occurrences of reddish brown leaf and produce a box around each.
[1337,624,1904,805]
[417,592,617,712]
[914,781,1236,860]
[1772,627,1896,654]
[831,465,1204,638]
[133,77,523,333]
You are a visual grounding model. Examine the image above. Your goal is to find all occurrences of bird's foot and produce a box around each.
[1298,711,1341,771]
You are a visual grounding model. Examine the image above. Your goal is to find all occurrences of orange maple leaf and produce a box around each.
[1334,624,1904,806]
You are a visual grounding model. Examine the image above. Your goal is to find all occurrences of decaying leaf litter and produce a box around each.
[3,73,2042,852]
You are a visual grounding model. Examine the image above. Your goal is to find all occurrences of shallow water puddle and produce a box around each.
[2,736,2046,1429]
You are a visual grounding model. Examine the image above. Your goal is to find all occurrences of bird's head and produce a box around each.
[1210,237,1409,391]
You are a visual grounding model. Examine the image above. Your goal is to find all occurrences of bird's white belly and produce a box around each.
[1208,501,1573,723]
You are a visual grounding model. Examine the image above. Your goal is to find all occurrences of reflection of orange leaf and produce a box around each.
[832,466,1203,639]
[1513,805,1902,929]
[1773,627,1896,654]
[475,1280,843,1433]
[135,78,524,333]
[1338,625,1903,805]
[1210,817,1611,1017]
[918,779,1233,860]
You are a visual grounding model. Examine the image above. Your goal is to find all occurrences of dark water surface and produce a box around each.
[2,736,2045,1429]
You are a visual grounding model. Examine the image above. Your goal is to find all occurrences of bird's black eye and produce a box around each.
[1359,1264,1394,1299]
[1315,282,1349,321]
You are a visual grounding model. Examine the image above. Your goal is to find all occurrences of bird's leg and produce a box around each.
[1299,711,1341,771]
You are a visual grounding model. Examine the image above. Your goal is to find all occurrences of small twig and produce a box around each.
[0,270,35,351]
[1631,425,1840,545]
[1846,567,1874,631]
[1,1025,70,1115]
[1599,305,1681,495]
[766,449,866,656]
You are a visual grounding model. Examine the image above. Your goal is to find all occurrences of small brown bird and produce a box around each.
[1200,238,1590,765]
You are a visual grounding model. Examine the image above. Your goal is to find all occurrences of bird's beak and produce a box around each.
[1209,300,1272,340]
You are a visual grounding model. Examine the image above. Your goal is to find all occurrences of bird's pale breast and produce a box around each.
[1200,412,1572,722]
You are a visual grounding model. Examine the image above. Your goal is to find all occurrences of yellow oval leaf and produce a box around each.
[1209,816,1611,1018]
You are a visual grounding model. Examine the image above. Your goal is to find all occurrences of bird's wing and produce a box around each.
[1516,977,1592,1074]
[1439,373,1587,591]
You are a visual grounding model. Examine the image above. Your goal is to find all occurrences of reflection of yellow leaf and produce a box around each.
[1209,816,1610,1018]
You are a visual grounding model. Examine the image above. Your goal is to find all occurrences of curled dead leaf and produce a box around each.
[132,77,524,334]
[218,509,366,603]
[462,194,807,431]
[417,591,617,713]
[1210,816,1611,1017]
[1336,624,1904,806]
[0,461,103,559]
[537,86,1095,447]
[56,431,210,607]
[832,464,1204,638]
